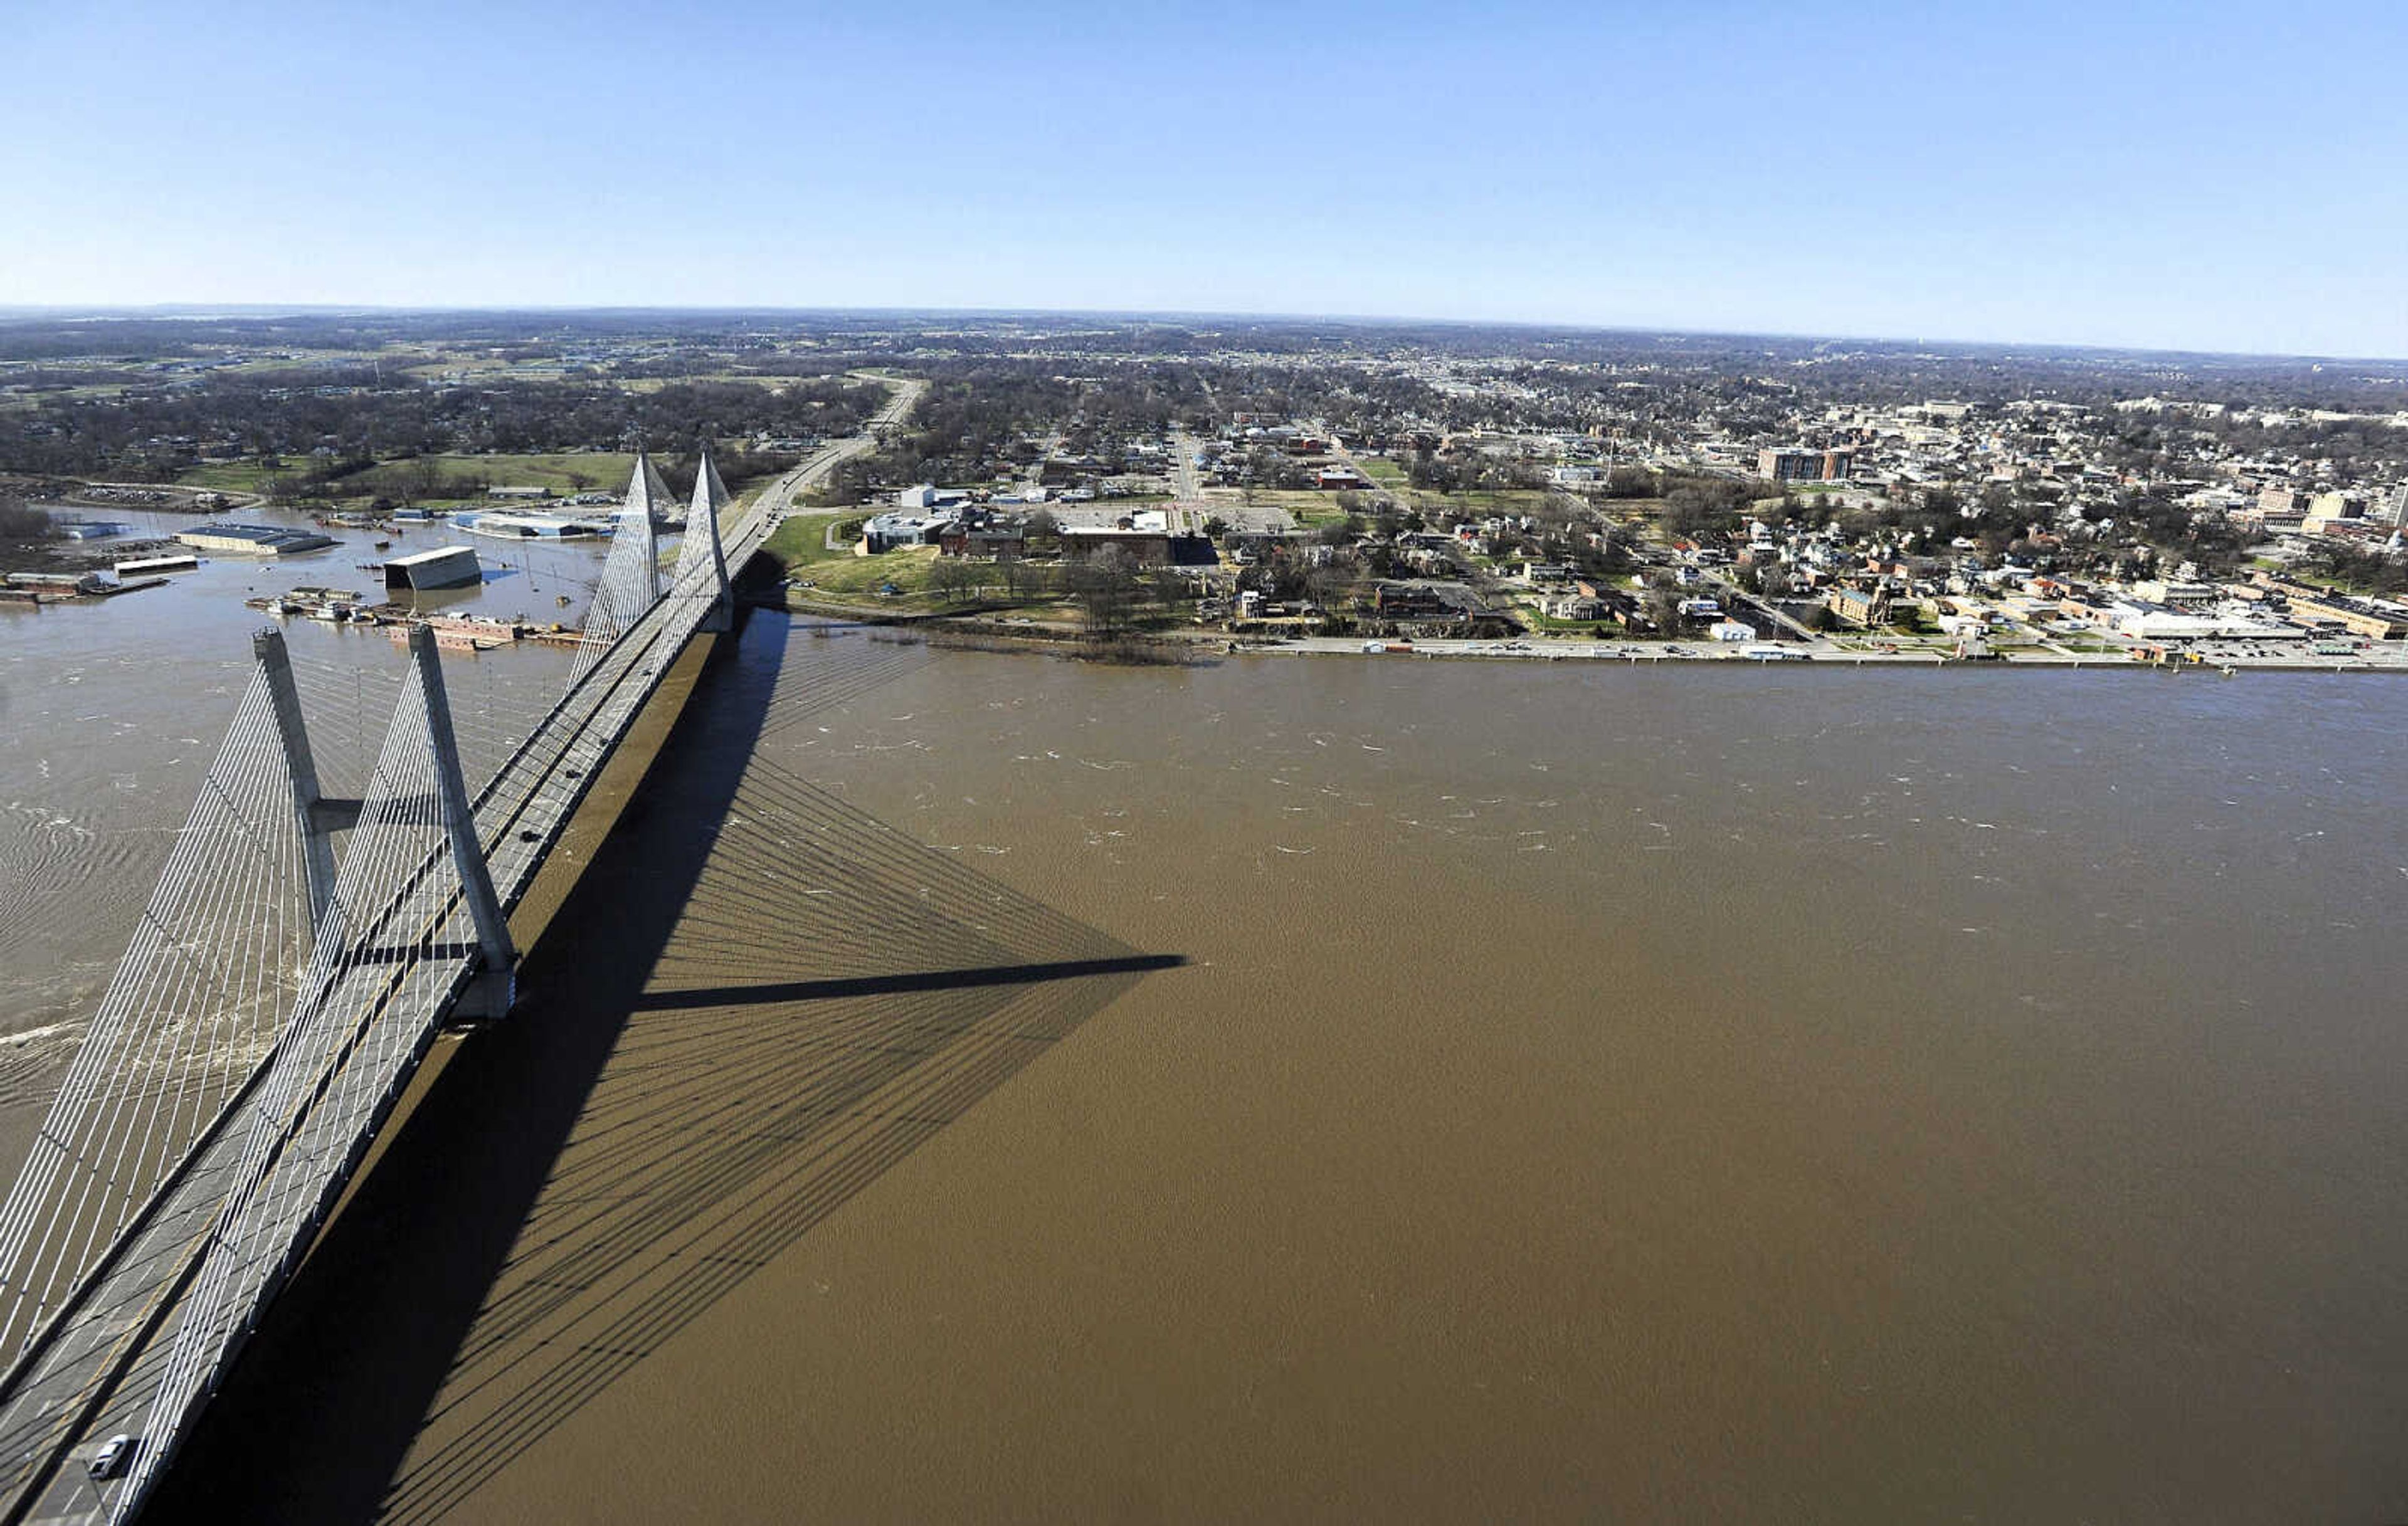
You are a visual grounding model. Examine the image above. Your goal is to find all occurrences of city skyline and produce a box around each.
[9,0,2408,359]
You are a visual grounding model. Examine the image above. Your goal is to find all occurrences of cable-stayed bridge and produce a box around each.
[0,437,805,1524]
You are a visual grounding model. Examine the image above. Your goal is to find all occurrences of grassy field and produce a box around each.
[174,460,288,493]
[174,450,642,503]
[761,513,866,568]
[415,452,638,495]
[784,544,1070,616]
[1356,457,1410,487]
[764,521,1082,618]
[797,544,936,598]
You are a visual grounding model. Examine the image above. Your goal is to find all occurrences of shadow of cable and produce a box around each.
[149,613,1177,1525]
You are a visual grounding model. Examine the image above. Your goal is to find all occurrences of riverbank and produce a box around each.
[771,587,2408,675]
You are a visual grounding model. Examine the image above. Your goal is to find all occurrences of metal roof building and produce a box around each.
[173,523,339,556]
[383,544,483,591]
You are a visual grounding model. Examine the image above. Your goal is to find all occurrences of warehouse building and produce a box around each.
[383,545,483,592]
[174,523,338,556]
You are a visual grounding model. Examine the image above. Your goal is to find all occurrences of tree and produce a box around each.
[0,498,53,540]
[996,549,1030,597]
[1644,587,1684,634]
[1304,553,1358,616]
[1066,547,1145,634]
[930,556,978,604]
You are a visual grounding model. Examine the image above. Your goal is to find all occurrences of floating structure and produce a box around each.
[6,571,110,594]
[174,523,338,557]
[383,544,482,591]
[58,521,131,541]
[117,552,198,576]
[0,572,161,604]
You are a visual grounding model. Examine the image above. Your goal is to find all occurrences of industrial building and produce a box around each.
[453,510,611,539]
[174,523,338,556]
[383,545,483,592]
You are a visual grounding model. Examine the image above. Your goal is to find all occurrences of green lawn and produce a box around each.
[175,460,289,493]
[411,451,638,495]
[761,513,866,568]
[780,543,1070,618]
[799,545,937,599]
[177,450,645,505]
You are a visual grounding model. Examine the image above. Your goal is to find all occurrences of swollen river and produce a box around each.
[7,593,2407,1520]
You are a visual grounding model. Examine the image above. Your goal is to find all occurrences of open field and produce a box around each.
[408,451,638,495]
[174,451,645,504]
[761,513,865,567]
[174,460,292,493]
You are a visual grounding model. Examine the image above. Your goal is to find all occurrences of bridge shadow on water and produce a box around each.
[153,614,1181,1523]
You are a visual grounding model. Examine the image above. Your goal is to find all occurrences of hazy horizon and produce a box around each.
[6,302,2407,370]
[10,0,2408,357]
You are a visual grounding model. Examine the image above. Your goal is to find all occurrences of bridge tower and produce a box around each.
[252,628,344,926]
[622,448,672,606]
[253,625,515,1016]
[679,440,734,632]
[404,624,518,1019]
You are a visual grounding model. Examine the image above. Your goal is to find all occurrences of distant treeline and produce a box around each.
[14,310,2407,413]
[0,374,879,482]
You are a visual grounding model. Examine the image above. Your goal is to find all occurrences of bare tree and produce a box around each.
[930,556,978,604]
[1067,547,1146,634]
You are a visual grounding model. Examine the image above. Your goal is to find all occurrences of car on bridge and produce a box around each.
[88,1433,137,1480]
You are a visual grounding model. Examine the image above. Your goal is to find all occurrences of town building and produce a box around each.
[2271,584,2408,639]
[862,512,958,553]
[1059,526,1216,566]
[1826,585,1893,627]
[1759,446,1857,483]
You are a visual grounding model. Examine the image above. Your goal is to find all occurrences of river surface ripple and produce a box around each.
[8,601,2407,1520]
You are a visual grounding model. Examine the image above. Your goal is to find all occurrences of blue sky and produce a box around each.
[7,0,2406,356]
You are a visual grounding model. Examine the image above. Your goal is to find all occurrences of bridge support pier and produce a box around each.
[408,625,518,1020]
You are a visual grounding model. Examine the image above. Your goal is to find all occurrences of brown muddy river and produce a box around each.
[8,592,2408,1520]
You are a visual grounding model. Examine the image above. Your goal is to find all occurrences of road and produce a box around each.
[753,374,924,544]
[1170,429,1205,502]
